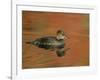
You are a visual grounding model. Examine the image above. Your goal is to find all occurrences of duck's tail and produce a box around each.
[26,41,38,45]
[26,42,32,44]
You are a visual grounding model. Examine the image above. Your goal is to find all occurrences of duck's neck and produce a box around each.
[56,35,64,40]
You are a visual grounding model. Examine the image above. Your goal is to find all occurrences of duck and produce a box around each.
[26,30,70,57]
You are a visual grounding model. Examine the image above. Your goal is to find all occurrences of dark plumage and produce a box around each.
[26,30,69,57]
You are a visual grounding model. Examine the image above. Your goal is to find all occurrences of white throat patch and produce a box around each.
[57,35,64,40]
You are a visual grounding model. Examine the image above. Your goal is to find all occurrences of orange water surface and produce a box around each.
[22,11,89,69]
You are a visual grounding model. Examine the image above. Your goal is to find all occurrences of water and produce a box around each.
[22,11,89,69]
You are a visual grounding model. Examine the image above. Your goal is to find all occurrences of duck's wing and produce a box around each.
[34,36,56,44]
[33,36,56,49]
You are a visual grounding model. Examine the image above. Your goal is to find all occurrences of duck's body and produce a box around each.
[28,36,65,50]
[26,30,69,57]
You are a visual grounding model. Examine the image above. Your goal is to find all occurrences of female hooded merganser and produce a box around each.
[26,30,69,57]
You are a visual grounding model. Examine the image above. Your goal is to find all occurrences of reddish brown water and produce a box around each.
[22,11,89,69]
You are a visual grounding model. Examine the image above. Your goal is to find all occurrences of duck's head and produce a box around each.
[56,30,65,40]
[56,30,69,40]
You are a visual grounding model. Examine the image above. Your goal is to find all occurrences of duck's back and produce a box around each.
[32,36,65,49]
